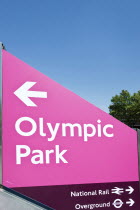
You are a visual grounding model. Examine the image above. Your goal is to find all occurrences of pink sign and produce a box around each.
[2,49,139,209]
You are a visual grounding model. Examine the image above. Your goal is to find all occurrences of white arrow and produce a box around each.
[126,199,135,207]
[14,82,47,107]
[126,186,134,194]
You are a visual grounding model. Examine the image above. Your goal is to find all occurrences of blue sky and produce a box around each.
[0,0,140,112]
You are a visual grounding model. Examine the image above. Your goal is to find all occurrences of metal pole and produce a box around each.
[0,42,5,185]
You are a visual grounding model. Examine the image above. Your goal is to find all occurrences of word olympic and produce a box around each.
[15,117,114,165]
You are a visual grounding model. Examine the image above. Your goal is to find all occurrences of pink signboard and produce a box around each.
[2,49,140,209]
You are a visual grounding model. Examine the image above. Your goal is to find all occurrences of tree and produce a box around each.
[109,90,140,127]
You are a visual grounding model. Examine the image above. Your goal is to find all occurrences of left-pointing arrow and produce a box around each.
[14,81,47,107]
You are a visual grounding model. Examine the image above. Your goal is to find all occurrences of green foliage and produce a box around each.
[109,90,140,127]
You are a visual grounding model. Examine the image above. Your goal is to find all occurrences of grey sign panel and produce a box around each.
[0,188,45,210]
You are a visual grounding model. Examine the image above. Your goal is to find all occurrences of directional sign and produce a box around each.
[1,49,140,209]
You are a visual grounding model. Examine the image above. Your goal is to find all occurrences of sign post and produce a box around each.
[1,48,140,210]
